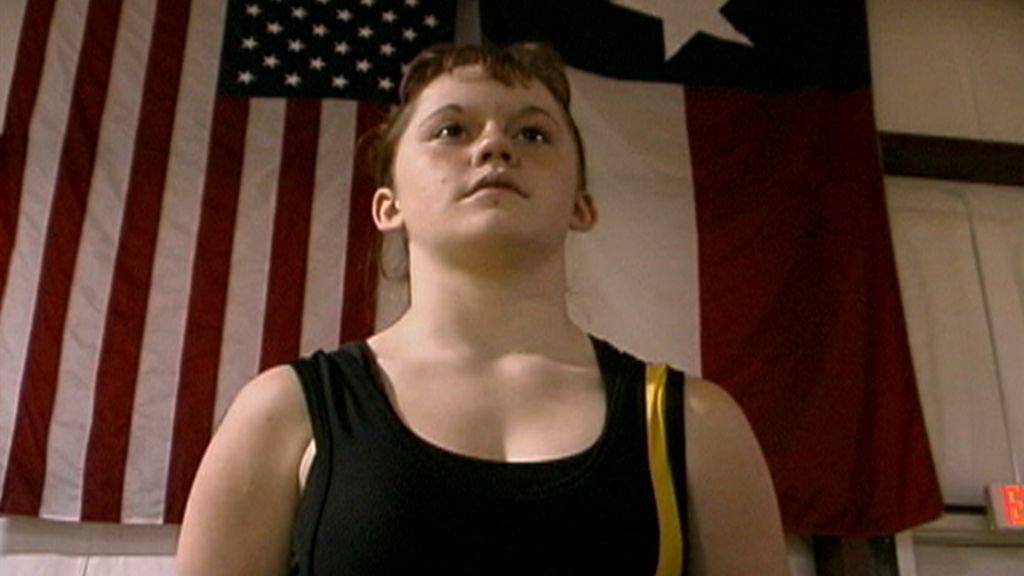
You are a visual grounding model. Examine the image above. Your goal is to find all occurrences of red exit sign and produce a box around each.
[988,484,1024,530]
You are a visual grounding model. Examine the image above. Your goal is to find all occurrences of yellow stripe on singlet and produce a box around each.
[645,363,683,576]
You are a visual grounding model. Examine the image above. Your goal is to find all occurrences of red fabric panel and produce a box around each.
[687,85,942,535]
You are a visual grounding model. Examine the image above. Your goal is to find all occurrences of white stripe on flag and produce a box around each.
[565,68,701,371]
[0,0,30,134]
[121,0,226,524]
[0,0,89,501]
[213,98,285,427]
[301,100,359,357]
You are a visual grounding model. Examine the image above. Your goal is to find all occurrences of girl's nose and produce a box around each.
[471,128,516,168]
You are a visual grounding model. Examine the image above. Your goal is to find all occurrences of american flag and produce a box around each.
[218,0,455,100]
[1,0,453,524]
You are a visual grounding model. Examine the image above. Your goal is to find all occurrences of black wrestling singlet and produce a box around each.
[288,338,678,575]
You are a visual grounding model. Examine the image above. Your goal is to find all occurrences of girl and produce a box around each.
[176,43,787,575]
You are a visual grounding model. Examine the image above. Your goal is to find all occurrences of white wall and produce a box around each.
[0,516,176,575]
[869,0,1024,141]
[868,0,1024,573]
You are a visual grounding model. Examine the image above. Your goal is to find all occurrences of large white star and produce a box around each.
[611,0,752,60]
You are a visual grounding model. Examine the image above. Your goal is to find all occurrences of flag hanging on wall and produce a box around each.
[0,0,454,524]
[481,0,943,536]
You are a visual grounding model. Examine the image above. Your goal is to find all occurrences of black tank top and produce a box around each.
[288,337,680,575]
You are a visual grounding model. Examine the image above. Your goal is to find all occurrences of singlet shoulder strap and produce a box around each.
[288,353,334,468]
[645,363,688,576]
[287,350,341,575]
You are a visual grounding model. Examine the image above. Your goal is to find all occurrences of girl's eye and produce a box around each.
[516,126,550,143]
[432,123,466,139]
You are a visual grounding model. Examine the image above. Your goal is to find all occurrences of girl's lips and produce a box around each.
[464,173,527,198]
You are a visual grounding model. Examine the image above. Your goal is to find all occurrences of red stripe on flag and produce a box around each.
[340,102,387,342]
[0,0,125,516]
[0,0,56,304]
[259,100,320,371]
[80,0,192,522]
[164,96,249,524]
[686,85,942,534]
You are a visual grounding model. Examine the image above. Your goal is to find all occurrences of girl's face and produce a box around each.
[372,65,595,263]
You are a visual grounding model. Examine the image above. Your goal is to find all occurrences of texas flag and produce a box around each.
[480,0,943,535]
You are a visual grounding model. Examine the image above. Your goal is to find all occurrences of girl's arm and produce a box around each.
[685,378,789,576]
[175,366,312,576]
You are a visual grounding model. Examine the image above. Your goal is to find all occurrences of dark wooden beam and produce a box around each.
[879,132,1024,187]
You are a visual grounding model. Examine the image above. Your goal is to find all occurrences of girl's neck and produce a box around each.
[381,249,587,360]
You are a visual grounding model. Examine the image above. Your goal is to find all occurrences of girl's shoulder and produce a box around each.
[176,365,313,574]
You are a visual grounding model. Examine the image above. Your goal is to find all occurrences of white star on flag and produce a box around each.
[237,70,255,84]
[218,0,456,100]
[611,0,752,60]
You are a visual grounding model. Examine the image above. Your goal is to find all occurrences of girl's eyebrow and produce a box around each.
[418,103,561,128]
[419,103,464,127]
[512,105,559,124]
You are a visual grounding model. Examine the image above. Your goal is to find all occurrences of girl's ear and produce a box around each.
[569,191,597,232]
[372,187,404,231]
